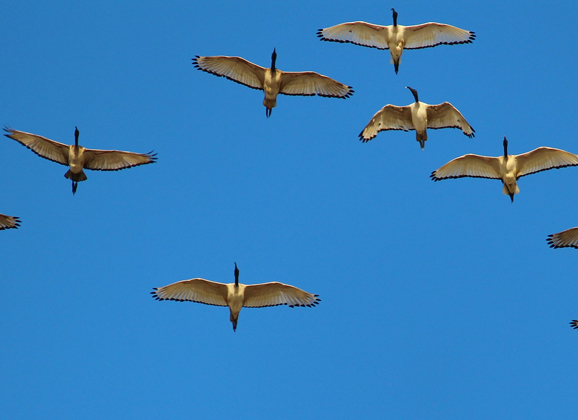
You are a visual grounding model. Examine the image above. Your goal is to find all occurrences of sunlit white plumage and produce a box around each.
[192,49,353,117]
[547,227,578,249]
[0,213,20,230]
[359,86,474,149]
[317,8,475,74]
[431,137,578,202]
[5,127,157,194]
[152,263,320,331]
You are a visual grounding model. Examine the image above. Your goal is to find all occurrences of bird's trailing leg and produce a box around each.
[72,181,78,195]
[266,107,272,118]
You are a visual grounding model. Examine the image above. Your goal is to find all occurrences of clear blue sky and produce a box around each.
[2,1,578,418]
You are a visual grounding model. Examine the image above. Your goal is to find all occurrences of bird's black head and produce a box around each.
[74,126,79,147]
[406,86,419,102]
[271,48,277,71]
[391,8,398,26]
[234,262,239,286]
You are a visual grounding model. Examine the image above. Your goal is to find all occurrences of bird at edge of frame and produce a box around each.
[431,137,578,202]
[0,213,20,231]
[151,262,321,332]
[4,126,157,195]
[317,8,475,74]
[192,48,353,118]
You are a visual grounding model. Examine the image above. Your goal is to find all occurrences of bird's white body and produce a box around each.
[263,68,282,111]
[67,146,86,179]
[226,283,245,327]
[192,50,353,117]
[431,139,578,201]
[152,265,320,331]
[410,101,428,135]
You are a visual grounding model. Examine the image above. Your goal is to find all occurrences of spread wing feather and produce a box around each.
[403,23,475,49]
[426,102,475,137]
[547,227,578,249]
[243,282,320,308]
[317,22,391,49]
[151,278,228,307]
[192,55,265,91]
[359,105,413,142]
[280,72,353,98]
[4,127,69,165]
[0,213,20,230]
[431,155,502,181]
[83,149,157,171]
[516,147,578,178]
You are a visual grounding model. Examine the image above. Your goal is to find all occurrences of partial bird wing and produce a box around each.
[547,227,578,249]
[243,282,320,308]
[431,154,502,181]
[426,102,475,137]
[4,127,69,166]
[192,55,265,91]
[317,22,391,50]
[359,105,413,142]
[151,278,229,307]
[515,147,578,178]
[403,23,475,49]
[0,213,20,230]
[279,72,353,98]
[570,320,578,330]
[82,149,157,171]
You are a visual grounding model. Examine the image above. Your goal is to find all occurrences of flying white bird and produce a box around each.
[431,137,578,202]
[0,213,20,230]
[5,127,157,195]
[152,263,320,331]
[318,8,475,74]
[359,86,474,149]
[192,49,353,117]
[547,227,578,249]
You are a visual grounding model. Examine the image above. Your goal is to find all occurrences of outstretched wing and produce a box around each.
[317,22,391,50]
[243,282,320,308]
[359,105,413,142]
[403,23,475,49]
[426,102,475,137]
[4,127,69,166]
[431,154,501,181]
[547,227,578,249]
[83,149,157,171]
[151,278,229,307]
[192,55,265,91]
[0,213,20,230]
[516,147,578,178]
[280,71,353,98]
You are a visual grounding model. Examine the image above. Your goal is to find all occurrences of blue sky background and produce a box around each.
[2,1,578,418]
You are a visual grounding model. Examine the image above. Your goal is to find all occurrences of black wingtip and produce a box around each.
[570,320,578,330]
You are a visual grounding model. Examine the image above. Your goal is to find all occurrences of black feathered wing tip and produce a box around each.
[287,295,321,309]
[12,216,21,229]
[430,171,441,181]
[191,56,201,69]
[570,320,578,330]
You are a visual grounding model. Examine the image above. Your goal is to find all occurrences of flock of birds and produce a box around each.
[5,8,578,331]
